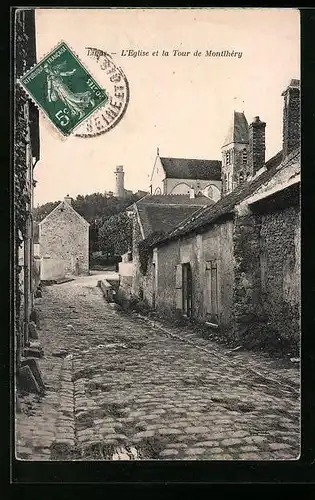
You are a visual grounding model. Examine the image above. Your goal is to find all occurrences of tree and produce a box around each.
[98,211,132,257]
[34,191,143,253]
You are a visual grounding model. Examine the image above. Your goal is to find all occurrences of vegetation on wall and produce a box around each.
[138,231,164,275]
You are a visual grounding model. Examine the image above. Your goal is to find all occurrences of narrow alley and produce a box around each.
[16,274,300,461]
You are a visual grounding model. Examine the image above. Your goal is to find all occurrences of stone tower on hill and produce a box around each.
[115,165,125,198]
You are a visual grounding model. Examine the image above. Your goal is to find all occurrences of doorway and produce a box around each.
[205,260,218,324]
[182,263,192,318]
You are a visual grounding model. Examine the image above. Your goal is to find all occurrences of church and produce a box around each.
[148,108,263,203]
[149,150,222,202]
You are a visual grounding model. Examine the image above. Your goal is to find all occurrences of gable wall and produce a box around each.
[150,157,166,194]
[39,203,89,275]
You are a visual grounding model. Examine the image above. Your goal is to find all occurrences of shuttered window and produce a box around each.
[175,264,183,310]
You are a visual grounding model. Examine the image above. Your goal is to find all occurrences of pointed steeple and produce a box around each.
[222,111,249,148]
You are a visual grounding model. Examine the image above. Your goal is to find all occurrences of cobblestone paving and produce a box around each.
[16,275,300,461]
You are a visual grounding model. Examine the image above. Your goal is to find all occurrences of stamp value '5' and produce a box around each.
[17,41,108,136]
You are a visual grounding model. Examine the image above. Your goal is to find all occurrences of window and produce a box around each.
[226,151,231,165]
[206,186,213,199]
[239,171,245,184]
[242,149,247,165]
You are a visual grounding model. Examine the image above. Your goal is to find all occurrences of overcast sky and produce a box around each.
[33,8,300,205]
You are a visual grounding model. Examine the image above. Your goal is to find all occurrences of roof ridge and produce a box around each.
[159,156,221,161]
[39,200,89,227]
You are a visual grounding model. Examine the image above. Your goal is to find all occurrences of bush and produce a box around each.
[89,253,121,269]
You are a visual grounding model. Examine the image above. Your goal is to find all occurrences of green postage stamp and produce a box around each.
[18,41,108,136]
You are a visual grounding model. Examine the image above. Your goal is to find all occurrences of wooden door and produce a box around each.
[182,263,192,318]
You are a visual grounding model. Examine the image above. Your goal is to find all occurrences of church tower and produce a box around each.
[221,111,249,196]
[114,165,125,198]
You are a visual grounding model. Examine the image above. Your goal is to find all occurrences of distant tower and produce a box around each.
[221,111,249,196]
[114,165,125,198]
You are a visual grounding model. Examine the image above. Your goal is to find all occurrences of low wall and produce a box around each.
[40,257,65,281]
[33,243,40,257]
[119,262,133,277]
[33,258,41,290]
[98,279,114,302]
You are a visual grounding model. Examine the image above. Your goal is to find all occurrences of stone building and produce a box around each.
[117,194,213,308]
[39,195,89,277]
[149,150,222,201]
[15,8,40,362]
[129,79,300,353]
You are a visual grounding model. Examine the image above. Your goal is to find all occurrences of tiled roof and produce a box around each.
[265,150,283,170]
[152,149,299,246]
[137,203,211,239]
[222,111,249,147]
[159,157,222,181]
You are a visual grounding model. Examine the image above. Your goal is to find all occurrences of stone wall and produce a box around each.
[153,220,234,334]
[40,257,66,281]
[39,203,89,275]
[130,215,154,306]
[155,239,180,318]
[203,222,235,333]
[233,203,300,349]
[259,205,300,345]
[233,213,263,339]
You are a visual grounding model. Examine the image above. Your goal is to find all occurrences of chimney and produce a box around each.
[64,194,72,205]
[248,116,266,175]
[281,79,300,158]
[189,186,195,199]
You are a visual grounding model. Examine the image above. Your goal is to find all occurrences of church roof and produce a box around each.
[222,111,249,147]
[159,157,221,181]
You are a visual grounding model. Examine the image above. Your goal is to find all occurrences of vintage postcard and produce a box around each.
[14,8,300,465]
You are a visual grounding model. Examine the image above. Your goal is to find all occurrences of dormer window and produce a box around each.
[242,149,247,165]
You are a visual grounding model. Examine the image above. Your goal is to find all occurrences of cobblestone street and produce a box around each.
[16,274,300,461]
